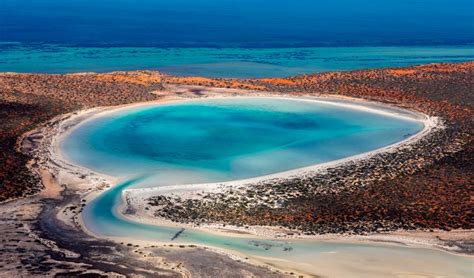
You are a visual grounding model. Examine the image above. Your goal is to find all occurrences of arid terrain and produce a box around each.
[0,62,473,276]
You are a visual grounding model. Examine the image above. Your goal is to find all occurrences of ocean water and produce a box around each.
[61,98,472,277]
[1,44,474,77]
[1,0,473,77]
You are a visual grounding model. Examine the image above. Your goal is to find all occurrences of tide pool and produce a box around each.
[61,98,472,277]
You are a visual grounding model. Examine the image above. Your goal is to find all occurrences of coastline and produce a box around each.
[21,90,473,276]
[0,62,471,276]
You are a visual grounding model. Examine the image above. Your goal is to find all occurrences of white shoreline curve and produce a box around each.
[48,94,438,234]
[29,93,474,277]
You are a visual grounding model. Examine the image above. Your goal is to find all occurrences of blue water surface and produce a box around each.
[65,96,427,233]
[2,0,473,47]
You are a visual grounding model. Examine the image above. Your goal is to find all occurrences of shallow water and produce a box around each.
[1,44,474,77]
[61,98,472,277]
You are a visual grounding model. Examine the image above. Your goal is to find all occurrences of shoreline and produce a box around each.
[21,89,473,276]
[112,94,436,238]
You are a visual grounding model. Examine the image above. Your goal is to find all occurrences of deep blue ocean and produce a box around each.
[2,0,473,47]
[1,0,473,76]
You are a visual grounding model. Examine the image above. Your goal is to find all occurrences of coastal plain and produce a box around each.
[0,62,473,276]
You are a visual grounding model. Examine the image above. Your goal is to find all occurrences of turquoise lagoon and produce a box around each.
[62,98,472,277]
[62,98,424,181]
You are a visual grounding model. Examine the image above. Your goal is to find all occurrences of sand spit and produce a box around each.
[114,95,471,254]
